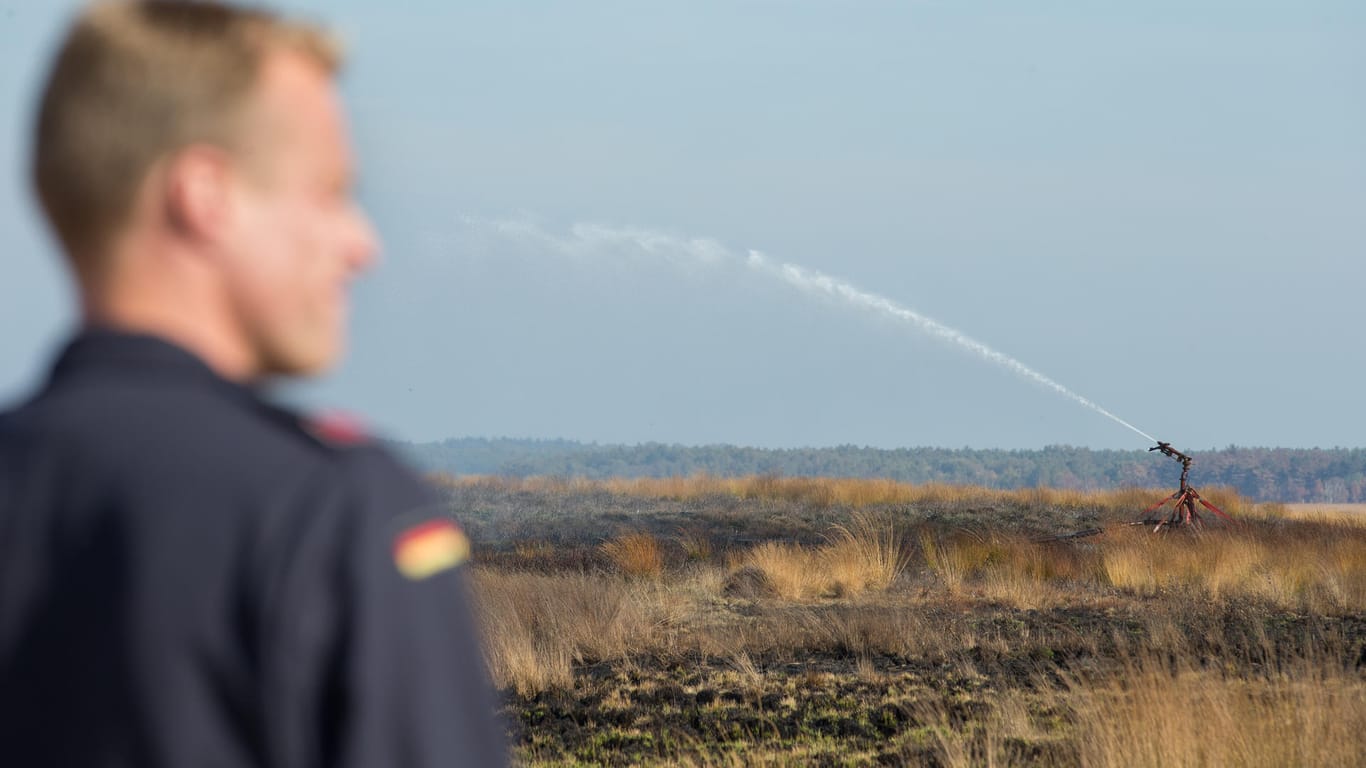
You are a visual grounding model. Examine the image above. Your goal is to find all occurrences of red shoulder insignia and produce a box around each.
[394,519,470,579]
[303,410,371,446]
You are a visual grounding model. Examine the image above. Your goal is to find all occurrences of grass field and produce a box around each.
[444,475,1366,767]
[1285,503,1366,524]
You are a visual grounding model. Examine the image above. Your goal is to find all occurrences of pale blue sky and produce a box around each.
[2,1,1363,450]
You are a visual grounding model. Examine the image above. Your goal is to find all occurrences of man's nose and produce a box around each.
[349,206,380,273]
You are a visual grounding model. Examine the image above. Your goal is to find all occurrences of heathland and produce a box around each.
[447,475,1366,767]
[401,438,1366,503]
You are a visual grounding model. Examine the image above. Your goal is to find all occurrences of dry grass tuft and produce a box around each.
[730,513,910,599]
[1070,655,1366,768]
[742,542,827,599]
[914,687,1063,768]
[726,651,763,693]
[920,530,994,590]
[672,527,714,562]
[1101,531,1161,596]
[1099,523,1366,613]
[822,511,910,597]
[600,531,664,578]
[473,571,653,695]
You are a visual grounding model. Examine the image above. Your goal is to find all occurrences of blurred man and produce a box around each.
[0,2,507,765]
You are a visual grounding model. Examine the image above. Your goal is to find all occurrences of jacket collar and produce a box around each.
[47,327,261,403]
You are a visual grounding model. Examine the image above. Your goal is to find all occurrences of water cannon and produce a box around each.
[1148,441,1189,465]
[1135,441,1235,531]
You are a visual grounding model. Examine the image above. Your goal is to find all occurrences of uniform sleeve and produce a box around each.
[332,452,508,768]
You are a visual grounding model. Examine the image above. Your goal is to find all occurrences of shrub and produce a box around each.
[743,542,826,599]
[822,511,910,597]
[600,532,664,578]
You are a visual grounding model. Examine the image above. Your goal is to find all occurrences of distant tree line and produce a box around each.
[390,438,1366,503]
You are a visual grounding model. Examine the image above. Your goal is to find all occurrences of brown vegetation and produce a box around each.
[440,473,1257,518]
[1284,502,1366,525]
[599,532,665,578]
[447,475,1364,766]
[1069,656,1364,768]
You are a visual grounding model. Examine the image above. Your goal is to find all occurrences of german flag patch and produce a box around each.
[393,519,470,580]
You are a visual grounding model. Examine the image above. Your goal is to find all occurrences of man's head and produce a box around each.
[32,1,378,379]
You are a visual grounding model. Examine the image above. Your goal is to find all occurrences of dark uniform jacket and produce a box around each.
[0,329,507,767]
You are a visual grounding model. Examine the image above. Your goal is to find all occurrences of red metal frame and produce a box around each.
[1134,442,1237,531]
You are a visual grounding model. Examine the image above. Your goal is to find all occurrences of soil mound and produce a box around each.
[722,566,778,598]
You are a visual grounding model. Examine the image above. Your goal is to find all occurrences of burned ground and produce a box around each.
[444,477,1366,767]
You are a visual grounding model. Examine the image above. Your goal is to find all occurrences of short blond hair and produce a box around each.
[32,0,341,265]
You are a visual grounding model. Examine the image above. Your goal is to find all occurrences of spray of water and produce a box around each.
[469,217,1157,444]
[744,251,1157,443]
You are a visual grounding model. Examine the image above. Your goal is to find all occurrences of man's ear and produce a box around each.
[162,144,234,242]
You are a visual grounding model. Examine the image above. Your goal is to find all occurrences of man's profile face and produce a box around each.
[221,49,377,378]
